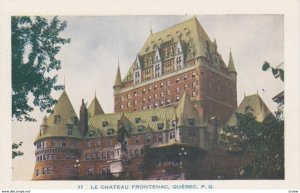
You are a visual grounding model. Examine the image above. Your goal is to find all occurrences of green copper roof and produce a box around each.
[34,90,82,142]
[88,96,104,117]
[226,94,272,126]
[227,50,236,73]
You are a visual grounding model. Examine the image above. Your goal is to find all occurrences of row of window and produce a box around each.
[35,167,52,176]
[123,72,197,100]
[53,116,78,125]
[36,139,77,149]
[36,153,77,162]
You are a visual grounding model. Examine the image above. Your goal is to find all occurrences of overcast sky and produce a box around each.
[12,15,283,180]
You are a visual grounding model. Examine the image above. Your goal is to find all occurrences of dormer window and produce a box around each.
[107,128,114,135]
[67,124,73,135]
[102,121,108,127]
[172,120,176,127]
[137,126,144,132]
[157,123,164,130]
[152,116,158,122]
[135,118,141,124]
[188,118,195,126]
[88,131,94,137]
[54,115,61,124]
[72,117,78,125]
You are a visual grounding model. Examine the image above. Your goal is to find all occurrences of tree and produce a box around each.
[223,107,284,179]
[12,16,71,122]
[262,61,284,82]
[12,142,24,159]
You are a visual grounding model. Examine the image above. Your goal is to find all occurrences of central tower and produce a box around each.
[113,16,237,125]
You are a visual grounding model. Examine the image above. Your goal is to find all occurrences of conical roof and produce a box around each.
[226,94,272,126]
[228,50,236,73]
[88,96,104,117]
[114,65,122,87]
[34,90,81,142]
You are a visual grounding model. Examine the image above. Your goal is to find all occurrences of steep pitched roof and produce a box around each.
[88,96,104,117]
[175,91,203,126]
[114,65,122,87]
[34,90,81,142]
[227,50,236,73]
[226,94,272,126]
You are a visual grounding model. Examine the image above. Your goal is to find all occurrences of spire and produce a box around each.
[150,21,153,35]
[88,96,104,117]
[228,49,237,74]
[113,63,122,88]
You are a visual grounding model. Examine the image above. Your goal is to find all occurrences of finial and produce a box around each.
[118,58,120,66]
[95,88,96,97]
[63,74,65,90]
[150,21,153,35]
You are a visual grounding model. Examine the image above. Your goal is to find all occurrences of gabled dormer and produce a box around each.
[174,41,184,70]
[153,48,162,78]
[133,54,142,84]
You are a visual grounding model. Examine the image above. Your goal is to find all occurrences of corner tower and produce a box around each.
[32,90,82,180]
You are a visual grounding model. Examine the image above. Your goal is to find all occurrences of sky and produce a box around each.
[11,15,284,180]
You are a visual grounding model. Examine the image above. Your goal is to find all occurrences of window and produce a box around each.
[176,77,180,82]
[184,74,187,80]
[42,167,52,175]
[87,167,94,175]
[65,167,70,174]
[134,91,137,97]
[172,120,176,127]
[91,153,96,160]
[67,125,73,135]
[102,121,108,127]
[188,129,197,137]
[169,131,175,139]
[160,101,164,106]
[142,88,146,93]
[102,152,106,160]
[176,87,179,93]
[127,102,130,107]
[157,123,164,130]
[35,169,39,176]
[107,152,111,159]
[188,118,195,125]
[166,90,170,95]
[134,100,137,105]
[148,86,152,91]
[176,96,180,101]
[154,94,158,99]
[108,139,113,147]
[192,81,196,87]
[166,80,170,86]
[54,115,61,124]
[96,140,101,147]
[152,116,158,122]
[137,126,144,132]
[66,154,70,160]
[146,133,151,143]
[72,117,78,125]
[87,141,91,148]
[160,82,164,87]
[160,91,164,97]
[148,95,152,100]
[166,99,171,104]
[61,139,66,146]
[107,128,114,135]
[71,139,77,147]
[43,167,47,175]
[192,91,196,97]
[135,136,140,144]
[102,167,107,174]
[48,154,53,160]
[184,84,188,89]
[157,133,163,142]
[135,118,141,123]
[86,153,90,160]
[154,84,158,89]
[121,104,124,109]
[135,149,139,157]
[192,72,196,77]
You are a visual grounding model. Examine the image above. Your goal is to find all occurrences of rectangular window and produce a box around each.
[146,134,151,143]
[35,169,39,176]
[102,167,107,174]
[152,116,158,122]
[107,129,114,135]
[188,118,195,125]
[169,131,175,139]
[108,139,113,147]
[86,153,90,160]
[61,139,66,146]
[102,152,106,160]
[102,121,108,127]
[157,133,163,142]
[137,126,144,132]
[135,136,140,144]
[67,125,73,135]
[157,123,164,130]
[91,153,96,160]
[96,140,101,147]
[54,115,61,124]
[135,118,141,123]
[87,167,94,175]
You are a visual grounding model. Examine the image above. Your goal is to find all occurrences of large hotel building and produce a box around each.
[32,16,241,180]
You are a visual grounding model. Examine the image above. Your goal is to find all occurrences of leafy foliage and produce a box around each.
[12,141,24,159]
[12,16,71,121]
[223,107,284,179]
[262,61,284,82]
